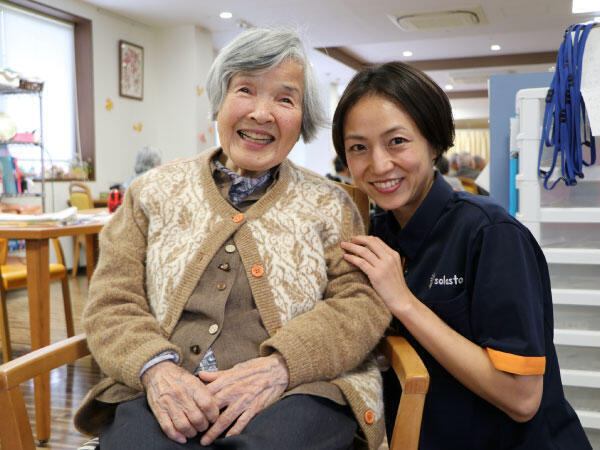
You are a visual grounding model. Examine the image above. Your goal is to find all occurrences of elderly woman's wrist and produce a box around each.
[268,352,290,388]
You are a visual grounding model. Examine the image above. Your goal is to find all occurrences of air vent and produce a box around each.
[388,7,487,31]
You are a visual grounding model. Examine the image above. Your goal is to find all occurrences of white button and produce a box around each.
[225,244,236,253]
[208,323,219,334]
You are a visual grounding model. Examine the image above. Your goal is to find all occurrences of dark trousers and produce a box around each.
[100,394,357,449]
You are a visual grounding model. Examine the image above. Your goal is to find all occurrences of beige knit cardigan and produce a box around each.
[75,147,391,448]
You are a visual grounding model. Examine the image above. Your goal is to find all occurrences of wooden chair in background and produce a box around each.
[69,182,94,278]
[0,238,74,363]
[0,182,429,450]
[457,176,479,194]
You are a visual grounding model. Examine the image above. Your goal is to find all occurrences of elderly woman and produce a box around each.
[122,145,162,190]
[337,62,590,449]
[74,28,390,450]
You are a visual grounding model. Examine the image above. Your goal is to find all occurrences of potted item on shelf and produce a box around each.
[12,131,36,143]
[18,76,43,92]
[0,69,20,89]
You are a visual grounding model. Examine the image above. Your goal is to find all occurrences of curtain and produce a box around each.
[448,130,490,161]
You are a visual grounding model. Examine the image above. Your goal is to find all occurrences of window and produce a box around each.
[0,2,78,179]
[0,0,94,180]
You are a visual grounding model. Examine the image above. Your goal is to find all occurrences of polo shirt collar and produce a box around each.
[394,171,453,260]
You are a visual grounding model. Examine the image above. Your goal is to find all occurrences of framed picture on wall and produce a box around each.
[119,40,143,100]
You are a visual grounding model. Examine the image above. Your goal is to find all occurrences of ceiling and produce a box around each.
[80,0,600,122]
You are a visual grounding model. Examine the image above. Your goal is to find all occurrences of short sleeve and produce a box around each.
[471,222,546,375]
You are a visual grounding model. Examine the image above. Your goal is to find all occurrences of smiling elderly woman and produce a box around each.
[73,28,390,450]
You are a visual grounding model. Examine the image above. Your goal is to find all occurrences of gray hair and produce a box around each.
[456,152,474,169]
[206,27,326,143]
[134,146,162,174]
[473,154,486,170]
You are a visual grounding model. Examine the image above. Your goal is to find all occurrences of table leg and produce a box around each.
[84,233,99,283]
[25,238,51,443]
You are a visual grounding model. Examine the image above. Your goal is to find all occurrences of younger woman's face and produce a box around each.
[343,94,438,227]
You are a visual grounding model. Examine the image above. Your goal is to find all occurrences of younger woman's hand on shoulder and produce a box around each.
[341,235,415,317]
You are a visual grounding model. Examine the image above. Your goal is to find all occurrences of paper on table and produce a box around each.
[77,210,112,224]
[0,206,77,223]
[581,26,600,136]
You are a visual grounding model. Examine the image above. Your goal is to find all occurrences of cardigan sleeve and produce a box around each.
[83,179,181,391]
[259,195,392,389]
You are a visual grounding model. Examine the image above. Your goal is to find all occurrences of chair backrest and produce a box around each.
[69,182,93,210]
[332,181,370,233]
[0,238,65,268]
[0,238,7,265]
[457,176,479,195]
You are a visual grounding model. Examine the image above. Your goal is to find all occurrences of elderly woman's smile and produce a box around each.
[217,59,304,178]
[237,130,275,145]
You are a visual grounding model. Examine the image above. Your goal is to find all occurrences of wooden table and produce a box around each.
[0,222,103,443]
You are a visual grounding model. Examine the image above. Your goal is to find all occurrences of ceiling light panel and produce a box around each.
[388,7,488,31]
[572,0,600,14]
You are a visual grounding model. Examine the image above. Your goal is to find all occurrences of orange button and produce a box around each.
[217,282,226,290]
[364,410,375,424]
[233,213,244,223]
[251,265,264,277]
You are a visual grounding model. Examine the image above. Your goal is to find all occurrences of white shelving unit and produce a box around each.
[515,87,600,437]
[0,85,46,212]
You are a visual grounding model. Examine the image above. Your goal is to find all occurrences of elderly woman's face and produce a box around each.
[217,59,304,177]
[344,94,437,226]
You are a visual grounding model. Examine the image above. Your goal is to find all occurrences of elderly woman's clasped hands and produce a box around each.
[142,354,288,445]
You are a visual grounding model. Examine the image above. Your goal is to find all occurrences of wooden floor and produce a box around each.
[1,275,102,449]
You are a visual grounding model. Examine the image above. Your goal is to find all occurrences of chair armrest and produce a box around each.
[0,334,90,450]
[382,336,429,450]
[382,336,429,394]
[0,334,89,390]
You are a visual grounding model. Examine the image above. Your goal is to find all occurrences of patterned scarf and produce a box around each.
[214,160,272,205]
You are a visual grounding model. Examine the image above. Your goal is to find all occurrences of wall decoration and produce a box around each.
[199,132,206,143]
[132,122,142,132]
[119,40,144,100]
[196,86,204,96]
[208,125,213,134]
[105,98,114,111]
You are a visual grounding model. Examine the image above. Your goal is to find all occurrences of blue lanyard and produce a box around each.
[539,23,596,190]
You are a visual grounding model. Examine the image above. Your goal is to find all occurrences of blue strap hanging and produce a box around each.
[538,23,597,190]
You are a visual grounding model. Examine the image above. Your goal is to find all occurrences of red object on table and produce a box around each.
[107,189,123,213]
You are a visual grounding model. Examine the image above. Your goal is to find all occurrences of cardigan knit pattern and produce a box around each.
[75,147,391,448]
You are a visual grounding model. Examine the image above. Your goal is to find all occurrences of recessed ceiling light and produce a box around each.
[572,0,600,13]
[490,44,501,51]
[402,50,413,57]
[219,11,233,19]
[445,84,454,90]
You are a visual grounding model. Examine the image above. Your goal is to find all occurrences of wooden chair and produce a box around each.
[0,238,74,363]
[69,182,94,278]
[336,181,430,450]
[0,182,429,450]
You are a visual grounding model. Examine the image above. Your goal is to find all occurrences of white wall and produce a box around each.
[288,67,338,176]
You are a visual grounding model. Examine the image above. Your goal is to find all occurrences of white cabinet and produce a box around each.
[515,87,600,434]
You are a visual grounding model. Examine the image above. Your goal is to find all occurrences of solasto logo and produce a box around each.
[428,273,464,289]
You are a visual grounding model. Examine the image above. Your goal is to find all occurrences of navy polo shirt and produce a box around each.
[373,172,590,450]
